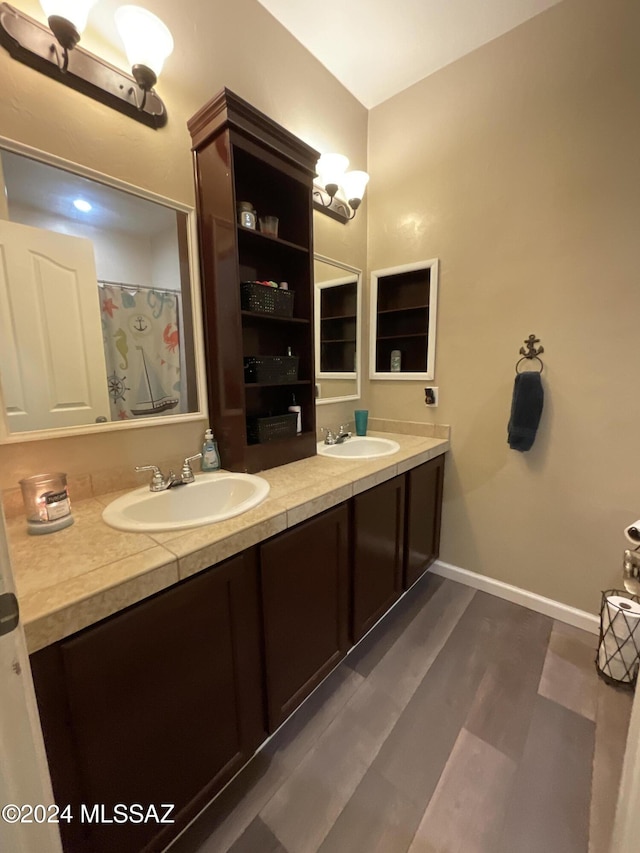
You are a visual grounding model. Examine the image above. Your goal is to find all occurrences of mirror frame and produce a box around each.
[0,135,208,443]
[314,253,362,406]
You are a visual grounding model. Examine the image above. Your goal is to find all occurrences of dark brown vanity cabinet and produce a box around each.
[188,88,320,473]
[404,455,445,588]
[352,477,405,642]
[29,455,445,853]
[260,504,350,731]
[29,549,265,853]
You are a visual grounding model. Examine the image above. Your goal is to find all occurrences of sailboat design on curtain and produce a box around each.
[131,346,179,416]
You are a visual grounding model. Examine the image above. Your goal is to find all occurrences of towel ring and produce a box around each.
[515,334,544,374]
[515,355,543,374]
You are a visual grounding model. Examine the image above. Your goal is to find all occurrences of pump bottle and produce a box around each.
[201,428,221,471]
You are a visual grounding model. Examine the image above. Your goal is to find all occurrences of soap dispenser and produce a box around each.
[201,428,221,471]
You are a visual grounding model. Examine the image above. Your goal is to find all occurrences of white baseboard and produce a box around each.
[431,560,600,635]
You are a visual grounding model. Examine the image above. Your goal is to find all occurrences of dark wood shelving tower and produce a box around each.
[188,89,319,472]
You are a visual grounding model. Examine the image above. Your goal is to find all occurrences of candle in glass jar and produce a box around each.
[20,473,73,534]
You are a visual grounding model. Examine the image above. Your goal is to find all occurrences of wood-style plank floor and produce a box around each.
[168,575,633,853]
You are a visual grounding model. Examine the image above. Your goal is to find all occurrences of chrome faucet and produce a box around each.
[136,453,203,491]
[179,453,203,484]
[135,465,176,492]
[322,424,352,445]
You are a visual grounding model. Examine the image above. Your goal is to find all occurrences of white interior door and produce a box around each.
[0,220,110,432]
[0,509,63,853]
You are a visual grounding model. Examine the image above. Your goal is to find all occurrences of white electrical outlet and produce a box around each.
[424,386,439,406]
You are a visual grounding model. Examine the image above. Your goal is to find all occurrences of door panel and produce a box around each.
[404,455,445,588]
[30,549,264,853]
[352,476,405,642]
[261,504,349,730]
[0,221,110,431]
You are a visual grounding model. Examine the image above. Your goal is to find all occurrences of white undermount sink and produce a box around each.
[317,436,400,460]
[102,472,270,533]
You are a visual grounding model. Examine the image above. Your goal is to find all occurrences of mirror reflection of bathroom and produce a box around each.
[0,146,201,436]
[314,255,361,405]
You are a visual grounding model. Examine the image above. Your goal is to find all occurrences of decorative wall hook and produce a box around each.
[519,334,544,359]
[515,334,544,374]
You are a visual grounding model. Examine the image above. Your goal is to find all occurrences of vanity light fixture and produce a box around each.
[0,1,172,128]
[313,153,369,224]
[114,4,173,112]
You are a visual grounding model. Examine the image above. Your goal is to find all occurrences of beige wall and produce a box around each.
[7,0,628,615]
[0,0,368,489]
[368,0,640,613]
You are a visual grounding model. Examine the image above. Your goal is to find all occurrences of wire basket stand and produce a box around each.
[595,588,640,688]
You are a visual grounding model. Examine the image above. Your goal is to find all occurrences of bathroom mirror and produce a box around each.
[0,138,206,443]
[314,254,361,405]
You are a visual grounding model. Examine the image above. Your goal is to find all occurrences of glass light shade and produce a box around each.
[316,153,349,189]
[115,5,174,77]
[40,0,96,34]
[341,170,370,203]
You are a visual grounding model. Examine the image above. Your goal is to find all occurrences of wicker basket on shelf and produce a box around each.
[240,282,294,317]
[244,355,299,384]
[246,413,298,444]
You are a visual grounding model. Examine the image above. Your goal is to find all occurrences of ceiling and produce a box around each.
[1,150,175,237]
[255,0,563,108]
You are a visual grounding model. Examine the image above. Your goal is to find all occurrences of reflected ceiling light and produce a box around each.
[313,153,369,223]
[0,1,171,128]
[73,198,92,211]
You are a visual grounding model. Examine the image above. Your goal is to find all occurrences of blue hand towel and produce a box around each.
[508,371,543,451]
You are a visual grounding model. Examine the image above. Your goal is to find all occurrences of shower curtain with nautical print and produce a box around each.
[99,283,183,421]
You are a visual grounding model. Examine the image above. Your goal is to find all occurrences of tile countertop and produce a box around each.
[5,432,449,654]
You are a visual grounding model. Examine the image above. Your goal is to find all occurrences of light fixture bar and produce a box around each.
[0,3,167,129]
[312,188,352,224]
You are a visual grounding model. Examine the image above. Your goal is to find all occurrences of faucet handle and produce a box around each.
[135,465,165,491]
[180,453,203,483]
[321,427,336,444]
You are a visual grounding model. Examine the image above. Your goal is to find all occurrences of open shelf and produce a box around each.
[370,260,439,379]
[321,313,357,321]
[377,333,428,341]
[237,224,309,255]
[241,310,310,325]
[245,380,311,388]
[377,305,429,315]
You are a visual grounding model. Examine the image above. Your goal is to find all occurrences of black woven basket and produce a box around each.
[247,413,298,444]
[240,282,294,318]
[244,355,299,384]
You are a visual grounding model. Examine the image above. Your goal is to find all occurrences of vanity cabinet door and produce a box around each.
[260,504,349,731]
[352,476,405,642]
[404,455,445,588]
[30,549,265,853]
